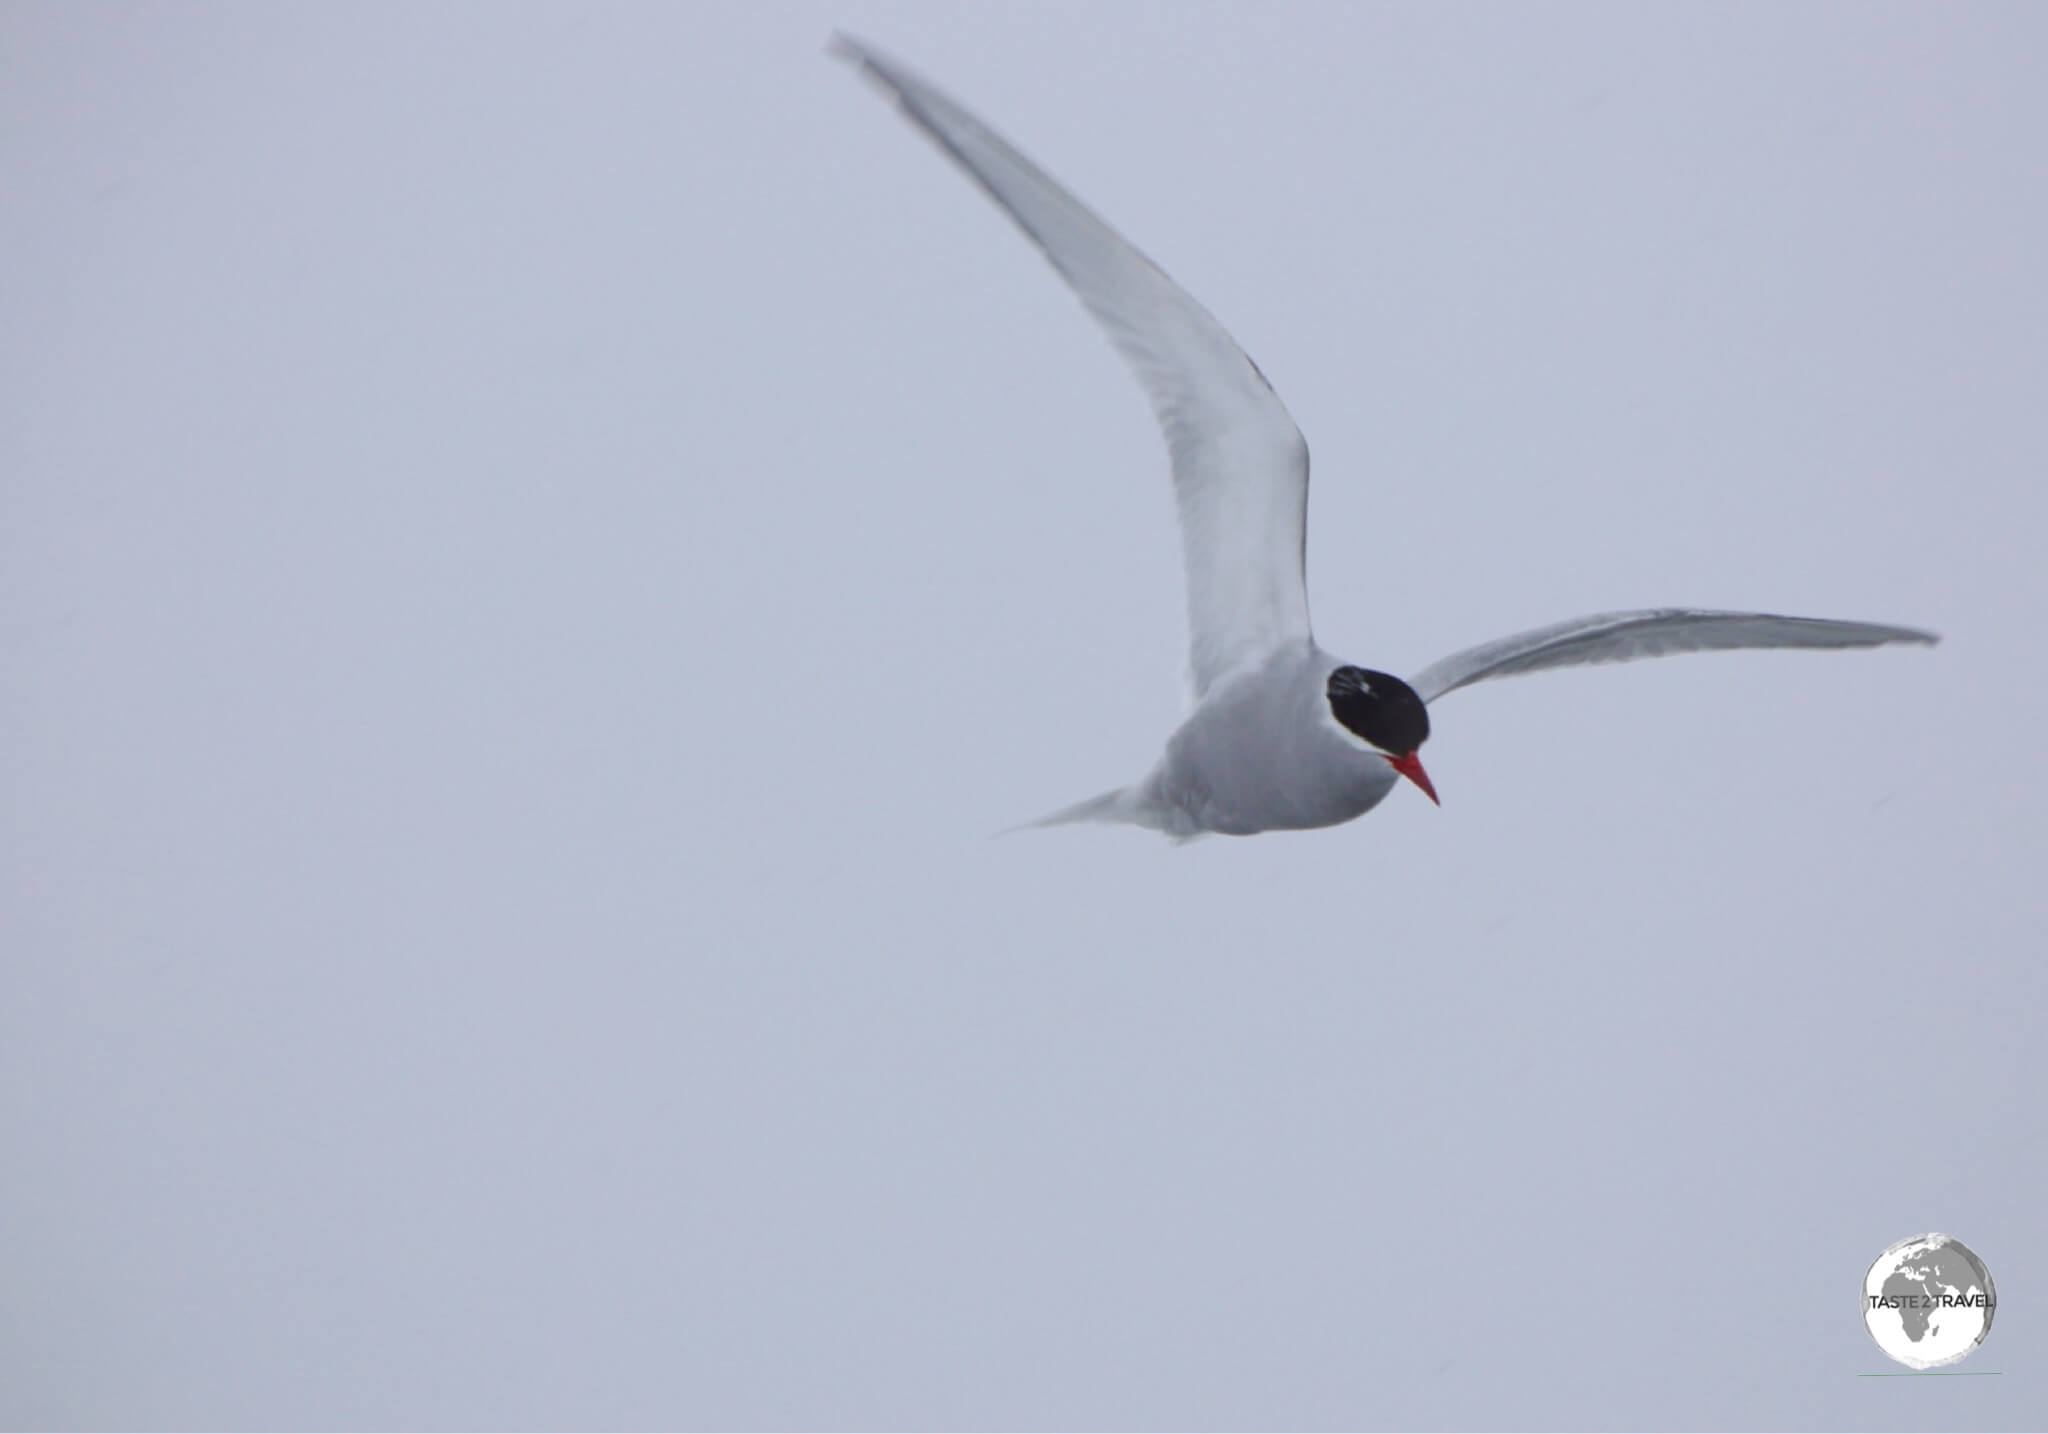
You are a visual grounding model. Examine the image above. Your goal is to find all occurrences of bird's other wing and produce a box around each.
[1409,609,1938,704]
[834,35,1313,697]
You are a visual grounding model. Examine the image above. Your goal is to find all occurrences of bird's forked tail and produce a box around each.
[998,785,1144,836]
[999,783,1199,840]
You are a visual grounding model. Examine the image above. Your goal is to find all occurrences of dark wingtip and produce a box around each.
[827,33,889,78]
[827,33,907,105]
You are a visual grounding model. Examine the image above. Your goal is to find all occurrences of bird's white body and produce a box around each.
[836,37,1936,839]
[1056,644,1400,840]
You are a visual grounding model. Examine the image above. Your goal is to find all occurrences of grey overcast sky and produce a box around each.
[5,3,2044,1428]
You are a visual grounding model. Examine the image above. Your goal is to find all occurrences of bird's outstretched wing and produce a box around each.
[1409,609,1938,704]
[834,35,1313,696]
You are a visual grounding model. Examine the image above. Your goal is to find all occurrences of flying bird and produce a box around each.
[833,36,1936,840]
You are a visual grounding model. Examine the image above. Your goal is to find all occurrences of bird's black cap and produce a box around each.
[1327,666,1430,755]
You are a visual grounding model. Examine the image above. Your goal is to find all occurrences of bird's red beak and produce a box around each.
[1386,751,1439,805]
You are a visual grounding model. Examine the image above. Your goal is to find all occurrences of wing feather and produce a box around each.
[1410,609,1938,704]
[834,36,1313,695]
